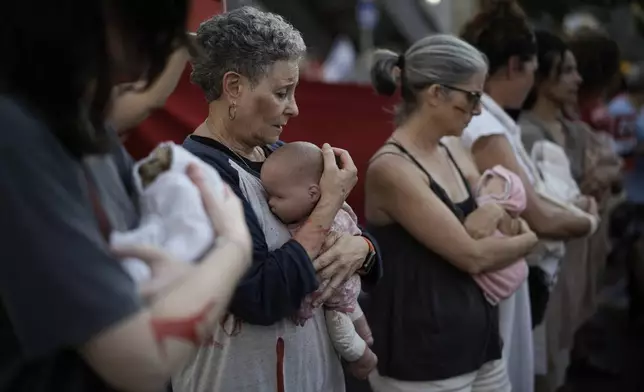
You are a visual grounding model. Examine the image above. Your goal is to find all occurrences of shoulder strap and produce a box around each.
[371,142,470,221]
[369,150,424,177]
[381,141,433,183]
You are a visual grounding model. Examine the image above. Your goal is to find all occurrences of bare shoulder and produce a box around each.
[441,136,481,187]
[366,145,422,187]
[442,136,474,163]
[365,144,427,223]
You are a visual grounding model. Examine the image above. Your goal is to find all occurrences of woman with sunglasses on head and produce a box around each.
[0,1,253,391]
[363,34,537,392]
[460,2,598,391]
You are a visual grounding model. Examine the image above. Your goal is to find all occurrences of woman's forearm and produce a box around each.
[146,238,251,364]
[523,200,590,240]
[149,237,251,335]
[226,241,318,325]
[292,195,342,259]
[83,238,251,392]
[475,233,538,273]
[521,183,591,239]
[470,135,591,239]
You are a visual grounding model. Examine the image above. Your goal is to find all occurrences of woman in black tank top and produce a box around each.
[363,35,538,391]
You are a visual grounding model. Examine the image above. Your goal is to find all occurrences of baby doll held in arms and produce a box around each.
[261,141,377,379]
[472,165,529,305]
[111,142,227,285]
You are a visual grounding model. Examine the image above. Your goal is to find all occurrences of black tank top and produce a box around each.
[366,141,501,382]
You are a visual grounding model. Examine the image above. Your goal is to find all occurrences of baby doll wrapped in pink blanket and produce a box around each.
[473,165,529,305]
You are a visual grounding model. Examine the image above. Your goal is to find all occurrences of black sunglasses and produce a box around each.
[440,84,483,109]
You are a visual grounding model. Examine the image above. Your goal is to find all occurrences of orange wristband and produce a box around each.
[358,236,376,275]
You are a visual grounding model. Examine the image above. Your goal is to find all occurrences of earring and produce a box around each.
[228,101,237,121]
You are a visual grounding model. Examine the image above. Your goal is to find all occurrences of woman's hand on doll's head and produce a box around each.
[318,144,358,206]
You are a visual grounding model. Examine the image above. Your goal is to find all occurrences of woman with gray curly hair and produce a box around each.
[173,6,381,392]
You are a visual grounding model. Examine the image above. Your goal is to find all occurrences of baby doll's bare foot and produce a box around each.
[348,347,377,380]
[353,315,374,346]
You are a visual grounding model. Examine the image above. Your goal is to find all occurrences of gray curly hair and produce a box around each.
[191,6,307,102]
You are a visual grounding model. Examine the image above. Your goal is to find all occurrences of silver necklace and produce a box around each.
[205,117,260,171]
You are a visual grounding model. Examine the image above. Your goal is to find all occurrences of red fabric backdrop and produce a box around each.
[124,67,396,223]
[125,0,397,222]
[188,0,223,31]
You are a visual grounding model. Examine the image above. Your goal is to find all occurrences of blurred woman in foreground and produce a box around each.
[0,1,252,391]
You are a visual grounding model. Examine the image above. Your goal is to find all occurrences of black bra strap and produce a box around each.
[380,140,473,199]
[371,141,472,221]
[381,141,433,183]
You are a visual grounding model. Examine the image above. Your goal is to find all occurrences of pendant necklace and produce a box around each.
[205,117,257,172]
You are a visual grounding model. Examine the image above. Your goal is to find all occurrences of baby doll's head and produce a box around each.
[261,142,323,224]
[476,165,526,216]
[138,145,172,188]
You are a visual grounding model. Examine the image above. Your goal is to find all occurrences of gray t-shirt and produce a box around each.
[0,96,141,391]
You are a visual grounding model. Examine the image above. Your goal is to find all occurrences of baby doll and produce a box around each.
[473,165,529,305]
[111,142,226,282]
[260,141,377,379]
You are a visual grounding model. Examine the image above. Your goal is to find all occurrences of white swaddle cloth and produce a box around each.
[521,139,599,289]
[111,142,226,282]
[531,140,581,203]
[530,140,599,235]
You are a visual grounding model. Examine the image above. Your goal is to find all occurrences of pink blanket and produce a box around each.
[473,165,529,305]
